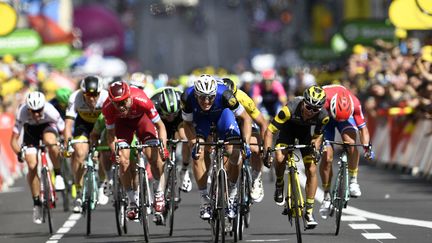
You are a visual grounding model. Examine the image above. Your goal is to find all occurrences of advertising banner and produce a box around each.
[0,29,41,55]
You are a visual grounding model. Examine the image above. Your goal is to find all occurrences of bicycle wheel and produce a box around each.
[289,170,302,243]
[60,158,71,212]
[113,165,125,236]
[217,172,226,243]
[234,167,246,242]
[85,173,92,236]
[41,168,53,234]
[166,165,176,236]
[243,165,252,229]
[138,167,150,242]
[208,170,219,242]
[335,169,345,236]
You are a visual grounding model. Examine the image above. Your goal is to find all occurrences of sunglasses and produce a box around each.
[30,108,44,114]
[84,92,99,97]
[196,94,216,102]
[304,104,321,113]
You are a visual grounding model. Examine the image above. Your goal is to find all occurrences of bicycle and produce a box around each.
[196,139,243,243]
[21,141,58,234]
[58,150,73,212]
[164,139,188,236]
[117,139,162,242]
[264,144,314,243]
[324,140,367,236]
[112,142,129,237]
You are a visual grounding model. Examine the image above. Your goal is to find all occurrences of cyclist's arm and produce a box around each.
[106,127,116,153]
[237,109,252,143]
[254,113,268,141]
[263,125,275,155]
[358,126,371,146]
[64,118,74,146]
[10,131,21,154]
[154,119,167,149]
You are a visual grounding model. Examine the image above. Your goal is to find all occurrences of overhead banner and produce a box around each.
[389,0,432,30]
[341,20,394,45]
[0,29,42,55]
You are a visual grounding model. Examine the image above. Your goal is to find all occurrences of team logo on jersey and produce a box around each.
[322,116,330,125]
[228,97,237,106]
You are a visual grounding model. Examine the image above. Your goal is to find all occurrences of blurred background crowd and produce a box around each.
[0,0,432,125]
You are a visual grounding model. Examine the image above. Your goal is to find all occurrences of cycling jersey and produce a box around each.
[151,87,183,139]
[323,85,366,129]
[14,102,65,134]
[252,80,287,117]
[49,97,66,119]
[236,89,261,120]
[65,90,109,123]
[103,87,160,130]
[181,84,244,140]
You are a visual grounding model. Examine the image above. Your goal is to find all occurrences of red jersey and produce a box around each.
[102,87,160,130]
[323,85,366,128]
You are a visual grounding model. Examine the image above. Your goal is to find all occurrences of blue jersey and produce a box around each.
[181,84,244,140]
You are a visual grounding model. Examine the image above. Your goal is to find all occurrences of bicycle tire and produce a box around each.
[243,165,252,229]
[113,165,124,236]
[139,167,150,242]
[209,168,219,242]
[167,166,176,236]
[290,169,302,243]
[85,173,93,236]
[42,168,53,234]
[335,169,345,236]
[218,171,226,243]
[61,158,71,212]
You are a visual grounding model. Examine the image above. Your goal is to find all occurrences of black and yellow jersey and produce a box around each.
[268,97,329,137]
[235,89,261,120]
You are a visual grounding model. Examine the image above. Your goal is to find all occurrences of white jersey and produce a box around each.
[13,102,65,134]
[65,90,108,123]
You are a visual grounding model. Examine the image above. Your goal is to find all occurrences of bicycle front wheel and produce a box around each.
[289,170,302,243]
[139,167,150,242]
[41,168,53,234]
[217,172,226,243]
[85,173,93,236]
[113,165,126,236]
[335,169,346,236]
[166,166,177,236]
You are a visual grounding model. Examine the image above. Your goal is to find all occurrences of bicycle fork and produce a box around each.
[40,150,56,208]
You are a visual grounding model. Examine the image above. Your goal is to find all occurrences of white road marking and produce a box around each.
[0,187,25,193]
[342,215,367,221]
[46,213,82,243]
[296,162,432,229]
[246,240,289,242]
[349,223,381,230]
[362,233,396,240]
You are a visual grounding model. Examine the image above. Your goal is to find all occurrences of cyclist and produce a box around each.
[49,87,72,119]
[63,75,108,213]
[102,81,169,223]
[129,72,156,97]
[10,91,65,224]
[262,85,329,229]
[150,87,193,193]
[319,85,374,219]
[222,78,268,202]
[181,74,252,220]
[252,69,287,118]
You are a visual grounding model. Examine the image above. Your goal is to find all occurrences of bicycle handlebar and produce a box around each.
[167,139,188,145]
[324,140,368,147]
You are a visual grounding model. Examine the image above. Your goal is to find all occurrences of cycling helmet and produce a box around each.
[55,87,72,105]
[160,88,180,116]
[194,74,217,96]
[261,69,276,80]
[80,75,103,94]
[109,81,130,102]
[129,72,146,89]
[330,89,354,121]
[26,91,46,110]
[222,78,237,95]
[303,85,326,108]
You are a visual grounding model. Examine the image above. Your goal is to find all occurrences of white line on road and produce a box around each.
[46,213,82,243]
[246,240,290,242]
[342,215,367,221]
[362,233,397,240]
[349,223,381,230]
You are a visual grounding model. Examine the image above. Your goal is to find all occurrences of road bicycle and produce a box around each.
[265,144,314,243]
[324,140,367,235]
[112,141,129,237]
[22,141,58,234]
[164,139,188,236]
[58,151,73,212]
[197,139,243,243]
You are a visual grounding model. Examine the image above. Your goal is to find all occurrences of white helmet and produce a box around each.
[26,91,46,110]
[194,74,217,96]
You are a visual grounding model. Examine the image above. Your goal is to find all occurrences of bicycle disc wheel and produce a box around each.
[290,171,302,243]
[42,169,53,234]
[166,166,176,236]
[217,172,226,243]
[138,168,150,242]
[335,171,345,236]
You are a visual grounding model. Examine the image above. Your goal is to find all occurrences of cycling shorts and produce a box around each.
[114,114,158,144]
[275,123,314,157]
[23,123,59,147]
[324,117,357,143]
[73,115,94,139]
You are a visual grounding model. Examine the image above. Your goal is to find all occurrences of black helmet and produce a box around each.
[303,85,326,108]
[222,78,237,95]
[160,88,180,116]
[80,76,103,95]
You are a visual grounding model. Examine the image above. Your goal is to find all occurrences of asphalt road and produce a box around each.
[1,160,432,243]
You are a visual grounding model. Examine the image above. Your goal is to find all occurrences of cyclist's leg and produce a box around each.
[43,126,64,190]
[320,119,337,198]
[340,118,361,197]
[177,125,193,192]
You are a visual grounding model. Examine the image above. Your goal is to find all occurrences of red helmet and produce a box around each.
[109,81,130,102]
[261,69,276,80]
[330,89,354,121]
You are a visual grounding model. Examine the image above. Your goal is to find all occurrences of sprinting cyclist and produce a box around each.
[102,81,169,224]
[49,87,72,119]
[10,91,65,224]
[262,85,329,229]
[151,87,193,193]
[319,85,374,219]
[222,78,268,203]
[181,74,252,220]
[63,75,108,213]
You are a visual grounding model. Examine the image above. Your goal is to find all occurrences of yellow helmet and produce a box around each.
[303,85,326,108]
